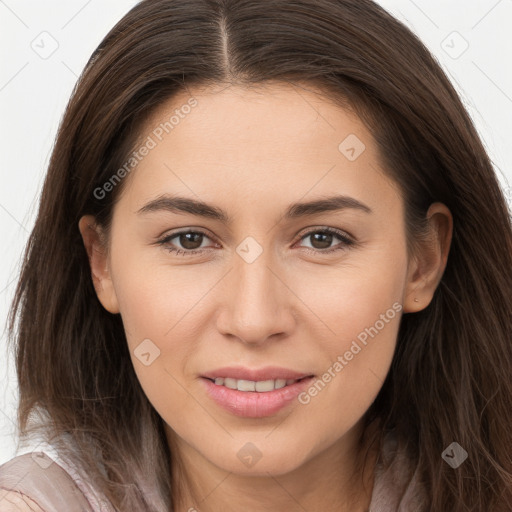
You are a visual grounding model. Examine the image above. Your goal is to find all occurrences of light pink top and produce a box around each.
[0,430,426,511]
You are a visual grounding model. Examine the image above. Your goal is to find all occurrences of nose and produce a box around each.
[216,248,297,346]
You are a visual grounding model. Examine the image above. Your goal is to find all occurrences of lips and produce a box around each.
[199,366,316,417]
[201,374,316,417]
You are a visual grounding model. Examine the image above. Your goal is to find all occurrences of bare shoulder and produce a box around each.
[0,453,93,511]
[0,489,45,511]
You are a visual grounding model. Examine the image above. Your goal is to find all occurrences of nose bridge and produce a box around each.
[217,238,294,344]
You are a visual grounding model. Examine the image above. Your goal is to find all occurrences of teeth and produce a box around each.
[212,377,299,392]
[237,379,256,392]
[256,380,276,392]
[275,379,287,389]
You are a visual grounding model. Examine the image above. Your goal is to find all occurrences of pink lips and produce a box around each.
[200,366,315,418]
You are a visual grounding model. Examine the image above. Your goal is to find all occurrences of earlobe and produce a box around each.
[403,202,453,313]
[78,215,120,314]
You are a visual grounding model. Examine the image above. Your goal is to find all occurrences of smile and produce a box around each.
[206,376,309,392]
[201,375,316,418]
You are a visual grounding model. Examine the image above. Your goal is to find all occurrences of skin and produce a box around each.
[79,82,452,512]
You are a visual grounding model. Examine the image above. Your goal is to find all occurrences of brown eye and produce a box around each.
[298,228,354,254]
[157,229,215,256]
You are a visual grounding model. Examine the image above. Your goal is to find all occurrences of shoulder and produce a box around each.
[0,452,93,511]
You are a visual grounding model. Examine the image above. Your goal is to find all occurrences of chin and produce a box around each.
[204,440,309,476]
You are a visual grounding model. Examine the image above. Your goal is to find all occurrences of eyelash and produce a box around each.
[156,227,355,257]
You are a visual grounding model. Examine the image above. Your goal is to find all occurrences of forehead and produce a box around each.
[142,80,359,145]
[114,81,399,217]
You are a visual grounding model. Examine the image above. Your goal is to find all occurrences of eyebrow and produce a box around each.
[136,194,372,222]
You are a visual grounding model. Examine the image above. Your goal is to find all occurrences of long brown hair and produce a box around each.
[8,0,512,510]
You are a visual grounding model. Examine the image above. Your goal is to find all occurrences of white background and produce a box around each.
[1,0,511,464]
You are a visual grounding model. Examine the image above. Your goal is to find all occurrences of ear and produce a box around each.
[78,215,120,314]
[403,202,453,313]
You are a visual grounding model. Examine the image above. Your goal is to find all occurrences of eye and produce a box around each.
[156,229,217,257]
[296,227,355,254]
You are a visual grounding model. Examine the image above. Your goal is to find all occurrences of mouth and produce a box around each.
[203,375,314,392]
[200,374,316,418]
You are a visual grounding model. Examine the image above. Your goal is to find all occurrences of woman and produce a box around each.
[1,0,511,511]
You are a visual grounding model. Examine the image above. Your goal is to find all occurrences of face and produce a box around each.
[82,82,434,478]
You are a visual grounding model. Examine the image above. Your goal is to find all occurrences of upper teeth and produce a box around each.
[213,377,299,392]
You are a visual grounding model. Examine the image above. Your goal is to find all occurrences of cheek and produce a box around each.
[110,240,209,341]
[290,244,405,428]
[294,292,401,455]
[292,235,406,353]
[302,302,401,409]
[108,248,216,421]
